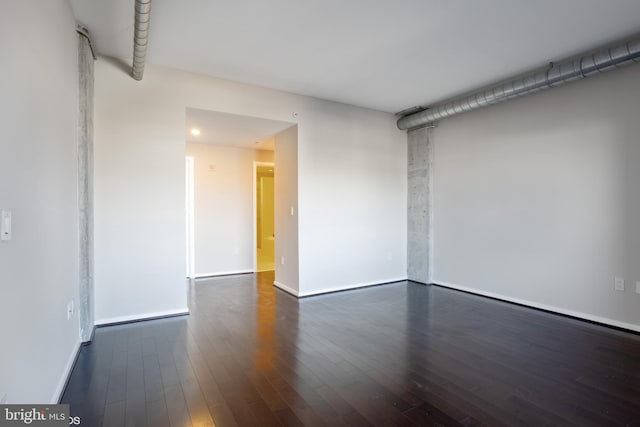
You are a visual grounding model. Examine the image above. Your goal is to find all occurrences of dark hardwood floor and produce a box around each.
[61,272,640,426]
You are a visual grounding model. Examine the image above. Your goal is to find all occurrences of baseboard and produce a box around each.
[81,325,96,346]
[298,277,408,298]
[273,281,299,297]
[433,280,640,334]
[53,337,81,404]
[194,270,253,279]
[94,308,189,327]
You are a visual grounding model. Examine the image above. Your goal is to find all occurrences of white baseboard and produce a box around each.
[94,308,189,326]
[194,270,253,278]
[273,281,299,297]
[297,277,408,298]
[52,337,80,404]
[433,280,640,333]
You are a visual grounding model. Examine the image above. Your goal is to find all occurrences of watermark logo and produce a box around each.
[0,405,73,426]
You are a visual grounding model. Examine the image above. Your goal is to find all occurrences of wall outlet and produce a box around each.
[614,277,625,292]
[636,281,640,294]
[1,210,11,241]
[0,393,7,404]
[280,256,285,265]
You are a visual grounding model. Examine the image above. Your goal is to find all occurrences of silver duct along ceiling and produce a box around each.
[132,0,151,80]
[397,37,640,131]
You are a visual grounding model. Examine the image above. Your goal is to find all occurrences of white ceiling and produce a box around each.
[71,0,640,113]
[185,108,293,151]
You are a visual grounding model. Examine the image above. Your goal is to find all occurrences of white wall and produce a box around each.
[297,103,408,295]
[432,64,640,330]
[0,1,80,403]
[94,58,407,306]
[94,64,188,324]
[186,143,273,276]
[274,126,299,294]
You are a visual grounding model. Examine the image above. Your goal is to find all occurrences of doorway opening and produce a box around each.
[254,162,275,272]
[183,107,295,284]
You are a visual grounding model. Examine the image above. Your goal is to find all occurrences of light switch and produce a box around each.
[290,207,295,216]
[1,210,11,241]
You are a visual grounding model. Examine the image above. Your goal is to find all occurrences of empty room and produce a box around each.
[1,0,640,426]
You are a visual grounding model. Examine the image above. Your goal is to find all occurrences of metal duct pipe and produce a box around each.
[397,38,640,131]
[132,0,151,81]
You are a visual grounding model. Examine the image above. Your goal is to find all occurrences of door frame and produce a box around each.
[253,161,275,272]
[185,156,195,278]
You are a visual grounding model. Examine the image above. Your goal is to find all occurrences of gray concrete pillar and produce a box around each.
[78,34,95,343]
[407,127,433,284]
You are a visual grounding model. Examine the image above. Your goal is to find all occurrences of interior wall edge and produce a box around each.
[298,277,408,298]
[194,270,254,278]
[52,337,81,404]
[94,308,190,326]
[274,280,299,297]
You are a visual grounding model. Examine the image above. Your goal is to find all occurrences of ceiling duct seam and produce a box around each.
[397,37,640,131]
[131,0,151,81]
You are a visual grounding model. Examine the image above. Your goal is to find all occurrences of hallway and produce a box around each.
[62,274,640,426]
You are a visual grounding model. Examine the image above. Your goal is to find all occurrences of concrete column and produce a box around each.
[407,127,433,283]
[78,34,95,343]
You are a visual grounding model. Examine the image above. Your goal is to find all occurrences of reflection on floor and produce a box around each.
[256,248,274,272]
[61,272,640,426]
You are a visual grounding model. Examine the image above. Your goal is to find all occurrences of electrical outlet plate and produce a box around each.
[614,277,625,291]
[1,210,11,241]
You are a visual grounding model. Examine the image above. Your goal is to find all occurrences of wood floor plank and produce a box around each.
[207,402,240,427]
[61,272,640,426]
[102,401,125,427]
[164,385,192,427]
[180,379,216,427]
[146,398,171,427]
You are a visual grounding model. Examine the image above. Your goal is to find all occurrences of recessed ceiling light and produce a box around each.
[190,129,201,136]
